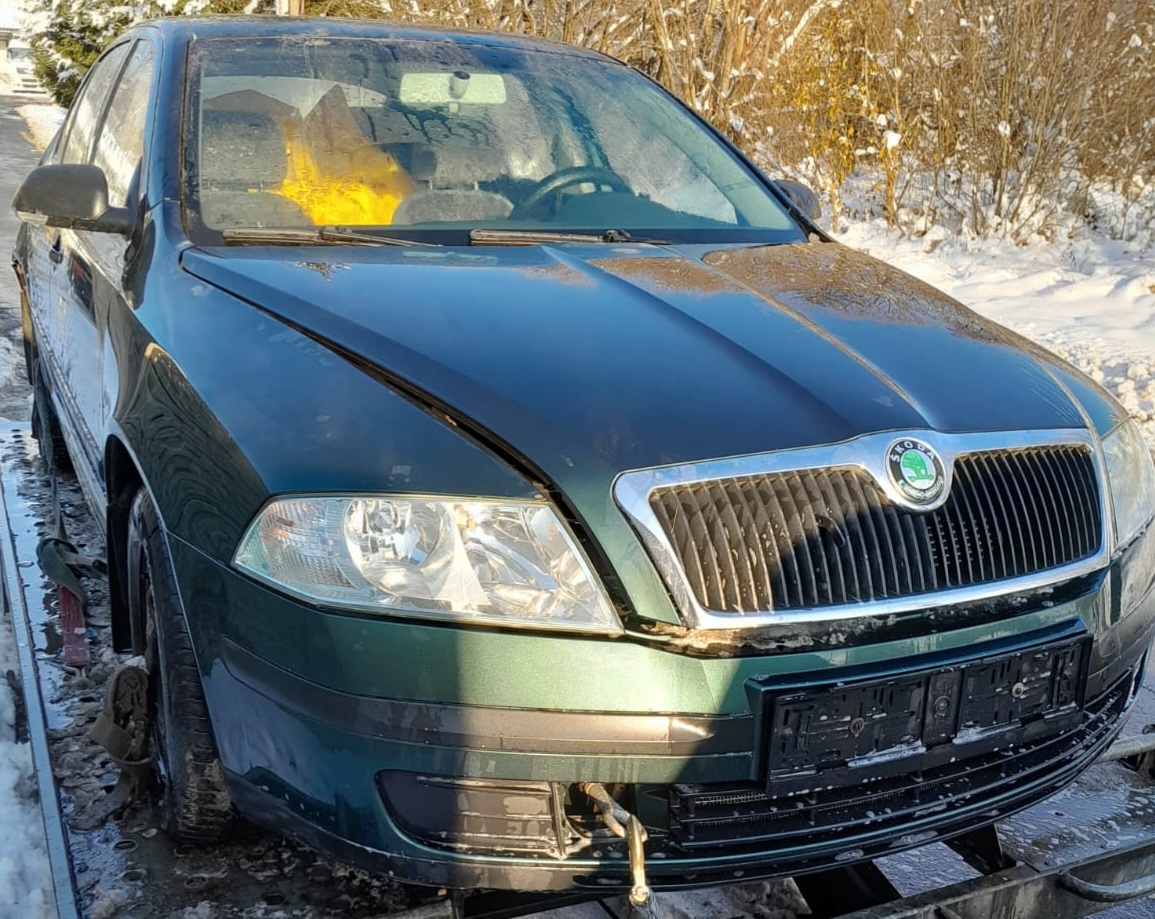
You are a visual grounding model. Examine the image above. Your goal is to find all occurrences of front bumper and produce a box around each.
[175,527,1155,891]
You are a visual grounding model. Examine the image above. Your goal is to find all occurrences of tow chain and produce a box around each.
[33,467,148,828]
[35,475,106,669]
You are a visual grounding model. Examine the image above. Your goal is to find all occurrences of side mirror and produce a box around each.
[12,164,134,236]
[775,179,822,222]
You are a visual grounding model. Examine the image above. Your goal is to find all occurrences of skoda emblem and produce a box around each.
[886,438,946,506]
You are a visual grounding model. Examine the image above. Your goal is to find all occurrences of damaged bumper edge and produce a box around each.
[207,619,1155,891]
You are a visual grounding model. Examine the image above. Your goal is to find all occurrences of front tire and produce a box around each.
[128,489,233,842]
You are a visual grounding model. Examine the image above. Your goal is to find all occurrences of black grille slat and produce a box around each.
[961,456,1008,579]
[1047,451,1078,563]
[762,477,803,609]
[829,471,867,602]
[1025,452,1057,568]
[897,509,931,593]
[1020,453,1058,568]
[1067,447,1094,549]
[811,472,849,605]
[1050,450,1084,552]
[782,474,822,607]
[800,472,837,605]
[985,452,1029,574]
[654,494,707,608]
[649,445,1101,613]
[706,481,744,612]
[730,480,776,613]
[951,462,989,582]
[865,487,904,596]
[845,471,888,598]
[690,491,727,610]
[941,483,973,585]
[1051,449,1087,555]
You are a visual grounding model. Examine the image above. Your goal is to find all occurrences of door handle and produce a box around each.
[48,235,63,265]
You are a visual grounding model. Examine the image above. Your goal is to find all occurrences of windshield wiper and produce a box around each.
[222,226,433,247]
[469,228,670,246]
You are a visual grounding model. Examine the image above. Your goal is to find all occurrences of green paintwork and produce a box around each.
[170,533,1112,715]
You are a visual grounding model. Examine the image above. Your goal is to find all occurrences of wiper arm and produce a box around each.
[603,229,670,244]
[469,228,670,246]
[222,226,433,247]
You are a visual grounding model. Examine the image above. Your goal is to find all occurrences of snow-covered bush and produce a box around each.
[25,0,137,107]
[20,0,1155,243]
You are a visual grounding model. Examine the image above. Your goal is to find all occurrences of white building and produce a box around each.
[0,0,43,93]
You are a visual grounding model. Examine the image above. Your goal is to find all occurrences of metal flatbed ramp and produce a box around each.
[5,418,1155,919]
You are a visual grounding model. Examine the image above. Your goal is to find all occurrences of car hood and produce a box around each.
[183,240,1089,493]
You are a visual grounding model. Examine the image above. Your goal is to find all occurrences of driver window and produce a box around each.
[93,41,155,206]
[591,98,738,224]
[59,42,132,166]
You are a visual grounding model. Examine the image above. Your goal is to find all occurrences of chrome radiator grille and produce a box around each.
[648,445,1102,613]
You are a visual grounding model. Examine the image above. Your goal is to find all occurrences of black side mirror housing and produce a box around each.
[12,164,134,236]
[775,179,822,222]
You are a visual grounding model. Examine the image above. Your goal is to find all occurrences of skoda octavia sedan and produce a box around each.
[12,15,1155,893]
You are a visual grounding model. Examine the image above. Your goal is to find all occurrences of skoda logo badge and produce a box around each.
[887,438,946,505]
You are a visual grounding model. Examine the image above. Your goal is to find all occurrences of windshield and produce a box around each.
[183,37,804,246]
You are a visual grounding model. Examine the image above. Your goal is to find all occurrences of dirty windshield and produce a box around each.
[183,37,804,246]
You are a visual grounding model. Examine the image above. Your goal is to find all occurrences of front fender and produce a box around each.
[111,261,539,563]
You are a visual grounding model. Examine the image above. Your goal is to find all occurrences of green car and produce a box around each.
[12,15,1155,893]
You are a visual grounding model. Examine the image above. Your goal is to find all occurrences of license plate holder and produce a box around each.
[763,636,1090,784]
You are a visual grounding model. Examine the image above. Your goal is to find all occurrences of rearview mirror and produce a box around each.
[399,71,507,106]
[775,179,822,222]
[12,164,134,236]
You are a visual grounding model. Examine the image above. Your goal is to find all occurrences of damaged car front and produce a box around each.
[12,16,1155,894]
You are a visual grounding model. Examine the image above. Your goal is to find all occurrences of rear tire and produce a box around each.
[128,489,234,842]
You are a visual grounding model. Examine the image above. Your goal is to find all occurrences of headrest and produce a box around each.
[199,109,288,189]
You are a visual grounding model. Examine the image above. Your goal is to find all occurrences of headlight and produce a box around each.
[234,495,622,634]
[1102,420,1155,549]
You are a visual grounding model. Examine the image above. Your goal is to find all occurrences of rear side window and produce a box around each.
[59,43,132,165]
[93,42,156,205]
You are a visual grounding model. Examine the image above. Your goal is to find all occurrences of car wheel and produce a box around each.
[31,363,71,475]
[128,488,234,842]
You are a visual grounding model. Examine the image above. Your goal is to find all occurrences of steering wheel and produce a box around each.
[514,166,633,217]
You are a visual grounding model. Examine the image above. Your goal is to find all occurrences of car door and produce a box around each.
[53,39,155,498]
[84,38,157,490]
[33,41,133,487]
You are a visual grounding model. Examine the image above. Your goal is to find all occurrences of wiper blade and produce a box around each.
[469,228,670,246]
[222,226,433,247]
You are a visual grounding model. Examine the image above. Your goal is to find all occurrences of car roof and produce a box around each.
[133,14,624,64]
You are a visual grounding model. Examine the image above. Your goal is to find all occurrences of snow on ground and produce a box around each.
[0,611,53,918]
[16,104,64,153]
[1,101,1155,916]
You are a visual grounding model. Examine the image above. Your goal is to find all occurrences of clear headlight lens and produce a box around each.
[1102,420,1155,549]
[234,495,622,634]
